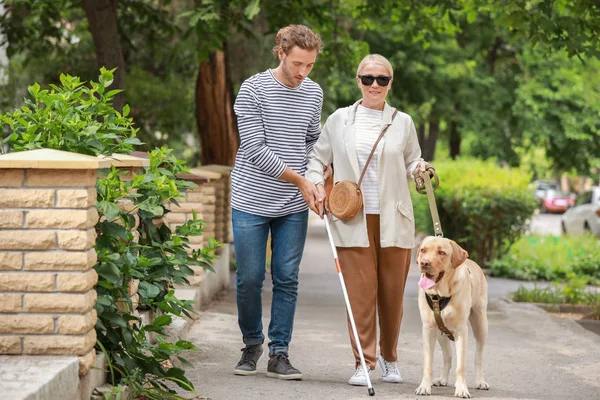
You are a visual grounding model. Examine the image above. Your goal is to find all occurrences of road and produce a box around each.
[183,220,600,400]
[528,213,562,235]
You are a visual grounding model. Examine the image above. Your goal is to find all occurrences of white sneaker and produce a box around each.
[348,366,372,386]
[378,355,403,383]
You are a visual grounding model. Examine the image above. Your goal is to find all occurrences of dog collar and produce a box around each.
[425,293,452,312]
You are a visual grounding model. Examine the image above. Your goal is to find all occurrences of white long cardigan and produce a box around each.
[306,100,423,248]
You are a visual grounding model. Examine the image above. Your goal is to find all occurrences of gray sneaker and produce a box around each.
[234,345,263,376]
[266,354,303,380]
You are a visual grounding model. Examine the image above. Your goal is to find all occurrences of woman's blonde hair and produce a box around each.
[356,54,394,77]
[272,25,323,57]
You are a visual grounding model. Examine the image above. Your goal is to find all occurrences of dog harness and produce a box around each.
[425,292,455,341]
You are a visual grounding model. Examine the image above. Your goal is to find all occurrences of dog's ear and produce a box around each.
[450,240,468,268]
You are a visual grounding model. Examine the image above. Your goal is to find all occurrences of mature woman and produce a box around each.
[306,54,429,386]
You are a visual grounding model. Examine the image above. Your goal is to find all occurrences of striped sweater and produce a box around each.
[355,105,384,214]
[231,69,323,217]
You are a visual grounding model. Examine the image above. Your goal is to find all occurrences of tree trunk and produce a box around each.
[195,49,239,166]
[449,119,461,159]
[82,0,126,111]
[417,124,425,146]
[487,37,503,74]
[418,122,438,162]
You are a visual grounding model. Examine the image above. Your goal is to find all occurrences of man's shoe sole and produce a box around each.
[266,371,303,380]
[234,369,258,376]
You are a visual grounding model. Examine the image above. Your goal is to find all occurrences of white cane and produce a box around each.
[323,211,375,396]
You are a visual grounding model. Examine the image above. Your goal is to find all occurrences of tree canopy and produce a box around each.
[1,0,599,177]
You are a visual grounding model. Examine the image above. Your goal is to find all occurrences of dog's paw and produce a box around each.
[415,382,432,395]
[454,382,471,398]
[433,378,448,386]
[476,380,490,390]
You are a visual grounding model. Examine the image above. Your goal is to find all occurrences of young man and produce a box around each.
[231,25,323,380]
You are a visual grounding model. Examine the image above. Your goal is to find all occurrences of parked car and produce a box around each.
[561,186,600,236]
[539,189,576,213]
[532,180,560,201]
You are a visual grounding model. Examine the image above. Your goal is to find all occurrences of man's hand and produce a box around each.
[297,178,321,215]
[316,184,327,218]
[279,168,326,215]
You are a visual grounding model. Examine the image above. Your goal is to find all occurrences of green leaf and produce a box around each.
[189,13,202,27]
[124,137,143,146]
[176,356,194,369]
[59,73,70,89]
[28,82,41,98]
[122,104,130,117]
[138,281,161,299]
[105,89,123,98]
[152,315,172,327]
[81,125,99,136]
[97,201,121,221]
[102,312,128,328]
[467,10,477,24]
[95,262,121,284]
[244,0,261,20]
[138,202,164,217]
[178,10,196,18]
[96,295,113,307]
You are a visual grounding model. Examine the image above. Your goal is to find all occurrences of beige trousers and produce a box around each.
[336,214,411,369]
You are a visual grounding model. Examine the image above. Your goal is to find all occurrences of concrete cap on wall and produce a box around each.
[97,153,150,168]
[190,167,222,180]
[0,148,111,169]
[201,165,233,176]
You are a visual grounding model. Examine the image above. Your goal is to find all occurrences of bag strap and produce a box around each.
[357,109,398,187]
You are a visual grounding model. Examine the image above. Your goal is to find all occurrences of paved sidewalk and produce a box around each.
[184,221,600,400]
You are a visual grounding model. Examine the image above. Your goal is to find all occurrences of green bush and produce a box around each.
[412,158,536,265]
[1,69,141,155]
[489,234,600,284]
[1,69,218,399]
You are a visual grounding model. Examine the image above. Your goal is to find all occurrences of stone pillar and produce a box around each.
[202,165,233,245]
[190,168,222,248]
[0,149,110,376]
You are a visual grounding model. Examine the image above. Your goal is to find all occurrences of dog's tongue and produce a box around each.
[418,274,436,290]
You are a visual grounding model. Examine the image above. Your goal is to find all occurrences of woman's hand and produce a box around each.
[413,160,433,180]
[323,164,333,182]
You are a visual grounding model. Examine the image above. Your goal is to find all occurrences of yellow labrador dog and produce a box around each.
[415,236,490,398]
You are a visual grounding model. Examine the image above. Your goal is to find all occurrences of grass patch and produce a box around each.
[511,281,600,305]
[511,280,600,320]
[488,234,600,284]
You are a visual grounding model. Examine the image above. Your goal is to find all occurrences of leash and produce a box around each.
[415,167,443,237]
[416,166,454,341]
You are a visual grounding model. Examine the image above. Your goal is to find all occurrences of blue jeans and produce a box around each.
[232,208,309,357]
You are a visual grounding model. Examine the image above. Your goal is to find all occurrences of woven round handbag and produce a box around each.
[327,109,398,220]
[328,181,363,220]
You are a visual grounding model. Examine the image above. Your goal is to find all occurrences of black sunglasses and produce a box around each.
[358,75,392,86]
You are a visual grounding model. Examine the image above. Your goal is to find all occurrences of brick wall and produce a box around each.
[165,173,210,287]
[0,149,108,376]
